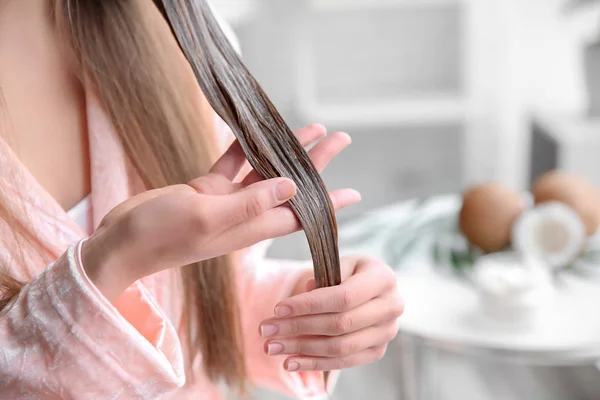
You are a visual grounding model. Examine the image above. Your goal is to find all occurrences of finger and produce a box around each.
[259,295,403,338]
[274,258,395,317]
[209,140,247,180]
[283,345,388,372]
[264,321,398,357]
[306,278,317,292]
[235,123,327,183]
[215,178,297,227]
[306,131,351,172]
[249,188,360,238]
[241,131,349,186]
[241,127,343,186]
[215,124,326,182]
[217,188,361,250]
[295,123,328,146]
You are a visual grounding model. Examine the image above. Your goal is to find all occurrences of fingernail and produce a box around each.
[287,361,300,371]
[274,305,293,318]
[267,343,283,355]
[312,123,327,135]
[349,189,362,201]
[339,131,352,143]
[260,324,279,338]
[276,180,296,201]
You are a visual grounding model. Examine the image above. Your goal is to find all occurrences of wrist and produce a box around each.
[81,227,138,303]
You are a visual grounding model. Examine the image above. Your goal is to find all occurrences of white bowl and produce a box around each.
[471,252,556,325]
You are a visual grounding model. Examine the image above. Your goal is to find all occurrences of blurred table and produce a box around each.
[338,195,600,400]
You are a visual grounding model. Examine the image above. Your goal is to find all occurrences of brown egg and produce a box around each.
[532,170,600,236]
[459,182,525,253]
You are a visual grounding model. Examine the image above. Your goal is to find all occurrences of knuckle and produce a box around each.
[189,204,212,232]
[244,196,265,220]
[188,177,224,195]
[358,255,380,268]
[383,275,397,292]
[359,256,396,289]
[291,339,305,355]
[339,288,356,311]
[304,294,321,314]
[334,356,352,370]
[388,272,398,288]
[328,338,353,357]
[119,210,143,239]
[189,181,209,194]
[332,313,353,335]
[387,300,405,320]
[288,319,301,335]
[98,212,116,229]
[379,266,397,291]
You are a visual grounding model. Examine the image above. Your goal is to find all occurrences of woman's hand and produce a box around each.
[82,124,360,301]
[259,257,403,372]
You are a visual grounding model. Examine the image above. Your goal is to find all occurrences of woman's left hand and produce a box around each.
[259,257,404,372]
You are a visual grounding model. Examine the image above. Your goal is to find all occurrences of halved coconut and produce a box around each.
[511,202,586,269]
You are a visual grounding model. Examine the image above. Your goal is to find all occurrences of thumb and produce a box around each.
[220,178,297,226]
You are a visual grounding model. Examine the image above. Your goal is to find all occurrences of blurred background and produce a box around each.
[211,0,600,399]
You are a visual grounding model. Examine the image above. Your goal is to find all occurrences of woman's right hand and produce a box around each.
[82,124,360,302]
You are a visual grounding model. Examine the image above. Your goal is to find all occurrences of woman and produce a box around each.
[0,1,403,399]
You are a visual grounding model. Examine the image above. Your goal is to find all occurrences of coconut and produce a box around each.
[532,170,600,236]
[459,182,525,253]
[511,202,586,269]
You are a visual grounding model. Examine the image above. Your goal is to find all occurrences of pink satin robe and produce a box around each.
[0,85,338,399]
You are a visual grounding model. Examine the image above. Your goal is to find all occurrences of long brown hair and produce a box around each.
[2,0,341,393]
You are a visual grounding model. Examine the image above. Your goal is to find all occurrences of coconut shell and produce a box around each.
[459,182,525,253]
[532,171,600,236]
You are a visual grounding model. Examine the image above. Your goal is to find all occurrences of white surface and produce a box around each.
[338,195,600,365]
[564,1,600,44]
[396,268,600,364]
[293,1,466,128]
[465,0,588,190]
[309,0,465,11]
[298,96,466,128]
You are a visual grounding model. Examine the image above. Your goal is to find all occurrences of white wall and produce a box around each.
[214,0,590,193]
[496,0,588,190]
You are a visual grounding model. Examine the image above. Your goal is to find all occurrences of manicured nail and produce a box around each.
[267,343,283,355]
[348,189,362,202]
[260,324,279,338]
[274,305,293,318]
[312,123,327,135]
[276,180,296,201]
[339,131,352,143]
[287,361,300,371]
